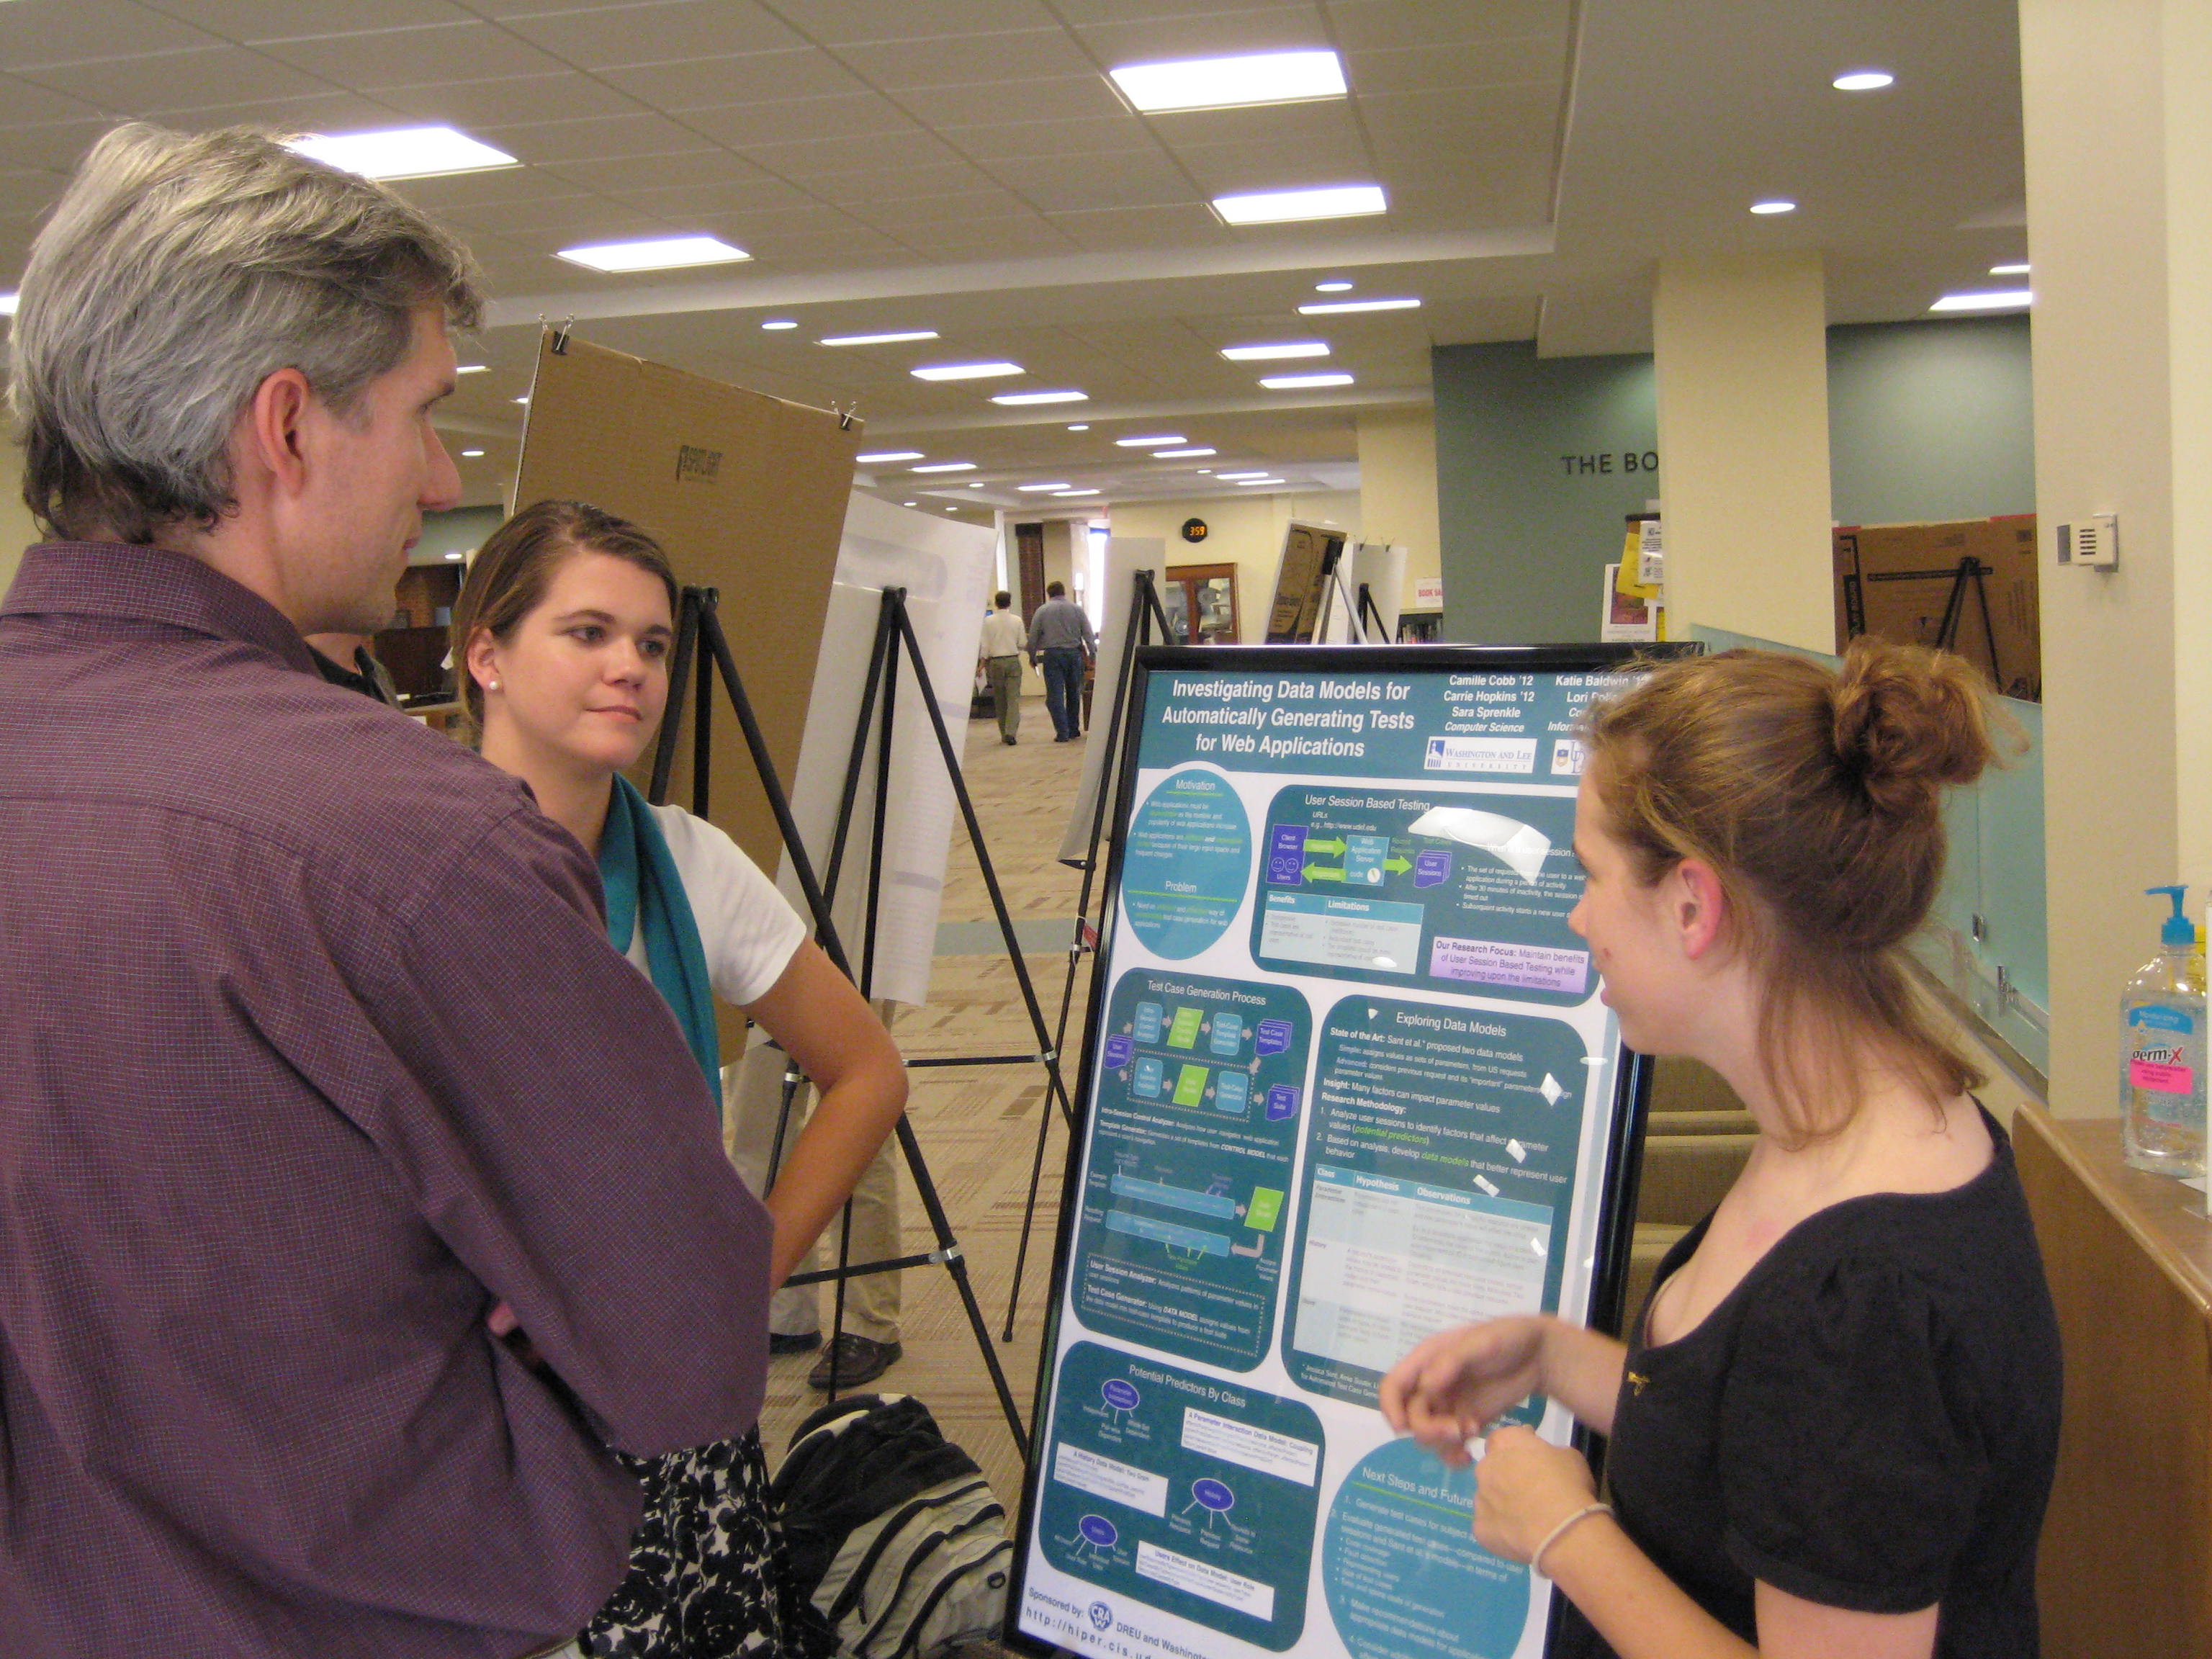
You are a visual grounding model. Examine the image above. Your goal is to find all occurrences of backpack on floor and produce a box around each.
[772,1393,1014,1659]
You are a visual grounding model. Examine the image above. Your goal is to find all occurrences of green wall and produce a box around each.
[1432,342,1659,644]
[1826,315,2034,525]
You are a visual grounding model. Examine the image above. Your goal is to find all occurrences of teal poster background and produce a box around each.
[1038,1341,1324,1651]
[1071,968,1313,1370]
[1122,768,1253,959]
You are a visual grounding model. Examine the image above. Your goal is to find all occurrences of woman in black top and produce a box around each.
[1380,642,2062,1659]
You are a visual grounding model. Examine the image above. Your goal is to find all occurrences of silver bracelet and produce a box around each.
[1530,1501,1613,1578]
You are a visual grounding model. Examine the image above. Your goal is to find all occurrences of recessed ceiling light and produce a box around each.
[1217,471,1270,480]
[0,292,19,316]
[1116,433,1185,447]
[288,126,517,181]
[856,450,925,464]
[460,448,485,457]
[1018,482,1076,492]
[966,481,985,487]
[1931,289,2033,312]
[1298,297,1419,315]
[1314,280,1354,293]
[912,361,1023,381]
[1749,199,1797,215]
[911,461,977,472]
[1832,69,1895,91]
[903,500,918,506]
[1053,489,1102,498]
[1221,341,1331,361]
[1990,262,2031,276]
[1151,448,1217,459]
[1067,423,1090,431]
[992,390,1089,405]
[1213,184,1386,225]
[1108,49,1346,114]
[1261,372,1354,390]
[457,364,488,374]
[514,395,531,405]
[1236,477,1287,487]
[557,235,749,272]
[444,550,464,560]
[821,329,938,346]
[1196,468,1213,474]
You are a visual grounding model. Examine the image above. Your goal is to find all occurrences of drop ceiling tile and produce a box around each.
[1324,0,1567,53]
[806,159,1004,204]
[837,186,1038,228]
[379,71,647,127]
[737,126,954,180]
[601,49,872,112]
[153,90,415,131]
[154,0,480,40]
[1168,133,1373,195]
[1069,5,1332,66]
[652,89,909,148]
[258,22,571,89]
[890,220,1078,259]
[1044,200,1226,250]
[19,48,337,117]
[1345,35,1568,96]
[985,148,1196,212]
[765,0,1062,46]
[0,118,109,171]
[830,30,1098,92]
[393,166,599,210]
[534,148,754,193]
[606,173,827,217]
[1,2,226,71]
[723,222,912,264]
[498,1,809,69]
[1048,0,1290,22]
[443,195,670,242]
[478,109,721,163]
[0,72,100,126]
[0,168,65,216]
[938,114,1156,162]
[1359,81,1562,143]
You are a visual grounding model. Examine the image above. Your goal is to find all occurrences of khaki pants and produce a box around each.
[985,654,1023,740]
[724,1031,903,1344]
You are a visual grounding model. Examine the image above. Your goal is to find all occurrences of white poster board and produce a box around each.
[773,493,993,1007]
[1345,543,1407,642]
[1057,536,1166,867]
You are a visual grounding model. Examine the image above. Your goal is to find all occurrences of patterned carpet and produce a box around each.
[757,698,1091,1524]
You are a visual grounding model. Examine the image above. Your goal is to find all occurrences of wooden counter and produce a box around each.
[2013,1104,2212,1658]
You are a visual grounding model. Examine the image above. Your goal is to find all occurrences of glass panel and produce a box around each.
[1198,577,1237,644]
[1164,581,1192,644]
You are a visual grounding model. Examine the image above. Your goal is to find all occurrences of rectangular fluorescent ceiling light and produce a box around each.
[1930,289,2032,312]
[1261,372,1354,389]
[1115,433,1184,447]
[910,461,977,473]
[1151,448,1216,459]
[288,126,517,181]
[912,361,1023,380]
[1298,297,1420,315]
[558,235,749,272]
[457,363,489,374]
[0,292,17,316]
[992,390,1089,405]
[1053,489,1101,497]
[1221,341,1330,361]
[1017,482,1075,492]
[1216,471,1270,480]
[1213,184,1385,226]
[1236,477,1287,487]
[856,450,925,464]
[821,330,938,346]
[1109,49,1346,114]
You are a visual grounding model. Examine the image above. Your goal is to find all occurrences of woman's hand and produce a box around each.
[1473,1424,1600,1565]
[1378,1316,1549,1462]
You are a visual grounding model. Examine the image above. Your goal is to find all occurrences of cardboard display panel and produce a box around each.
[1833,516,2040,700]
[1010,644,1663,1659]
[513,331,860,1050]
[1264,523,1350,644]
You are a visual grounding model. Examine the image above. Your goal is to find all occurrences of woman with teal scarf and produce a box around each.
[454,500,907,1659]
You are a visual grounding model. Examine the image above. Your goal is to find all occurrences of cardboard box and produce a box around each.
[1833,516,2040,701]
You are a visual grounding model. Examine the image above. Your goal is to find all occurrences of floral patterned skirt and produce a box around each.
[580,1429,837,1659]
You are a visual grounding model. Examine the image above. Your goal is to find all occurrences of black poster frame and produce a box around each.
[1007,642,1691,1659]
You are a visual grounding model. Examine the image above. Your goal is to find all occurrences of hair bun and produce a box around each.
[1829,639,1996,817]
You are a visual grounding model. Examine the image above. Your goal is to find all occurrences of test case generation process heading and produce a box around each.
[1013,650,1652,1659]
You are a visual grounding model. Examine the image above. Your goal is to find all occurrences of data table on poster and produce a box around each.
[1014,648,1663,1659]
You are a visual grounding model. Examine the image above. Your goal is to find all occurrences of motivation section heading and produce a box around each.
[1140,670,1631,779]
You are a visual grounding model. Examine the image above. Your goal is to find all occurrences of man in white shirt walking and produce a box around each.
[977,590,1028,745]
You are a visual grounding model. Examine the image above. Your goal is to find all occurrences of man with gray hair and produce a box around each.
[1,127,773,1658]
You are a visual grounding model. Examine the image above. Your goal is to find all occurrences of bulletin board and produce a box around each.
[1009,644,1674,1659]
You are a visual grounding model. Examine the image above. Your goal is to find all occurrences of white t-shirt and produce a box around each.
[978,609,1027,657]
[621,801,809,1008]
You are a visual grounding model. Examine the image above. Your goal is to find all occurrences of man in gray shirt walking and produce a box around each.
[1028,580,1097,742]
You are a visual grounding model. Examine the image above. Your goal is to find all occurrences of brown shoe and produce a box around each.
[806,1333,903,1390]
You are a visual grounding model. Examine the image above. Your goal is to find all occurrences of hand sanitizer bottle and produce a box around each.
[2122,884,2208,1177]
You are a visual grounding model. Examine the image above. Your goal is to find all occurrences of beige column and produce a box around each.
[1355,408,1442,613]
[1651,252,1833,650]
[2022,0,2212,1112]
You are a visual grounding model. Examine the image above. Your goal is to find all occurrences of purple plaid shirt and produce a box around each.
[0,542,772,1658]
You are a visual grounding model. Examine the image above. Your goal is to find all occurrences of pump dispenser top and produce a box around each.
[2150,884,2195,949]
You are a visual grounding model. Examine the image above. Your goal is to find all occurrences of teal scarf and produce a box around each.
[598,775,721,1113]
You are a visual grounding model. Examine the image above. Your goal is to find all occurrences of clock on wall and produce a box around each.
[1181,518,1209,543]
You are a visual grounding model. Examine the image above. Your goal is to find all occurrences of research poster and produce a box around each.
[1012,646,1663,1659]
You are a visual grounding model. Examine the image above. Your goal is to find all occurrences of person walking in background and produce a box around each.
[978,588,1027,745]
[1028,579,1095,743]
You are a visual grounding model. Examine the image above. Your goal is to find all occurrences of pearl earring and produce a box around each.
[487,678,501,691]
